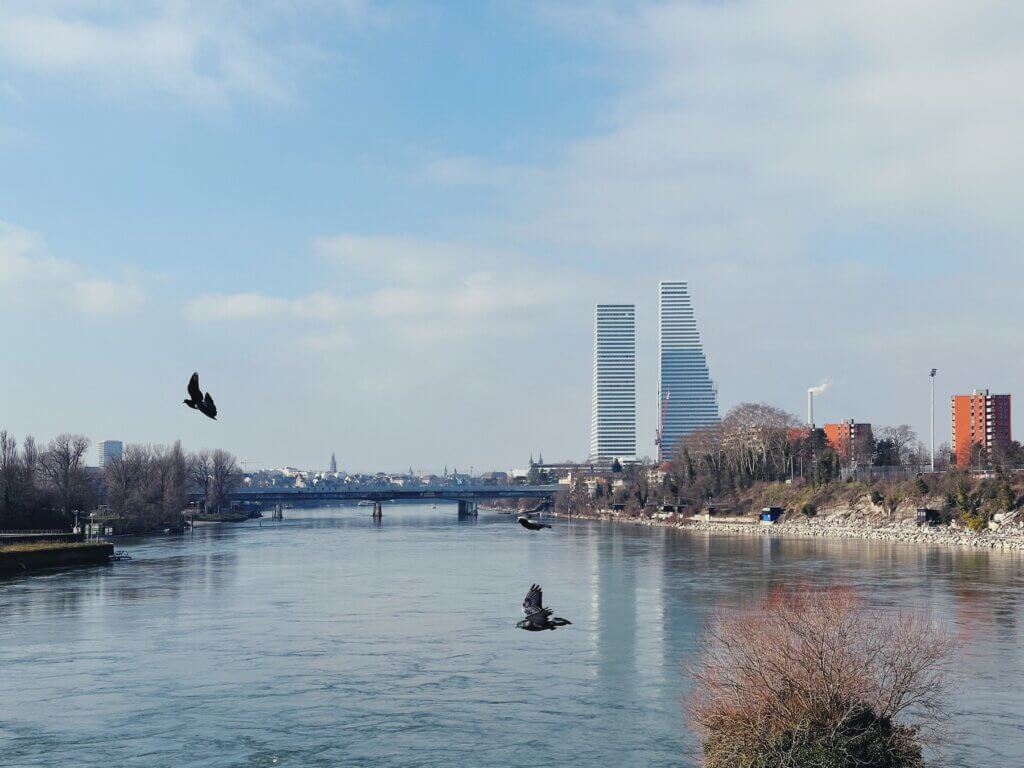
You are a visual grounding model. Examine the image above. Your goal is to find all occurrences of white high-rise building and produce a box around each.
[658,282,718,462]
[590,304,636,461]
[98,440,123,467]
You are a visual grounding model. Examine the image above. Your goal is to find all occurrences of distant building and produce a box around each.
[98,440,123,467]
[330,453,337,473]
[823,420,874,463]
[952,390,1012,468]
[590,304,636,461]
[657,281,718,462]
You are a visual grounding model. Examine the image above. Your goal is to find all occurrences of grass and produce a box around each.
[0,541,105,554]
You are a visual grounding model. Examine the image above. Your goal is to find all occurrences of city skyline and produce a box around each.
[1,2,1021,469]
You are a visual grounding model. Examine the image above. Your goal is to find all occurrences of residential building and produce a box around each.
[952,390,1012,468]
[823,420,874,464]
[657,281,719,461]
[98,440,123,467]
[590,304,637,461]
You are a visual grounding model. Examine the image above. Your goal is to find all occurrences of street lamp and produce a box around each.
[930,368,938,472]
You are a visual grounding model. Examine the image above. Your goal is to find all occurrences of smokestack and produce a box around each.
[807,381,829,427]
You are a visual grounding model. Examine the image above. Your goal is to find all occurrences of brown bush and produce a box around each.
[686,586,954,768]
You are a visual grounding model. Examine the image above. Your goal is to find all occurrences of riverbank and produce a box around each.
[0,541,115,575]
[555,509,1024,551]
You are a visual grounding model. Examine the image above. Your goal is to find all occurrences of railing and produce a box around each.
[0,529,70,536]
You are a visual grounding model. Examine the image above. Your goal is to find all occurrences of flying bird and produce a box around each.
[184,372,218,420]
[516,584,572,632]
[518,516,551,531]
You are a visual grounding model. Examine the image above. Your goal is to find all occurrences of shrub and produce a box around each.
[800,503,816,518]
[915,477,929,497]
[687,586,952,768]
[960,511,987,533]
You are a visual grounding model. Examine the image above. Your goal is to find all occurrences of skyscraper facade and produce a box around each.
[952,390,1012,468]
[657,281,719,462]
[590,304,636,461]
[98,440,123,467]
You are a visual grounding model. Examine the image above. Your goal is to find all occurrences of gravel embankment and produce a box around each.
[555,511,1024,551]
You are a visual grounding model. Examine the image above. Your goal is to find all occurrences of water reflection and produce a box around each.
[0,508,1021,768]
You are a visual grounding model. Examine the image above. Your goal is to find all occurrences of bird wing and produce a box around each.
[187,372,203,402]
[523,584,546,616]
[203,392,217,418]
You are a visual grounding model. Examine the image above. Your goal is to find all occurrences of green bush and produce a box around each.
[960,511,987,533]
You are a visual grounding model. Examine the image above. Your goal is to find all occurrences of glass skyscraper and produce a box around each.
[590,304,636,461]
[98,440,123,467]
[658,282,718,462]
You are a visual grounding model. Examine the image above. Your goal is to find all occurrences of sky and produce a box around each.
[1,0,1023,472]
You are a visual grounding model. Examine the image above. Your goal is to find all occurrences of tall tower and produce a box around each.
[98,440,123,468]
[658,281,718,462]
[330,453,337,473]
[590,304,636,461]
[952,390,1012,468]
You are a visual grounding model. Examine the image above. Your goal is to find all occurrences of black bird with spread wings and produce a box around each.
[518,516,551,531]
[516,584,572,631]
[184,372,218,420]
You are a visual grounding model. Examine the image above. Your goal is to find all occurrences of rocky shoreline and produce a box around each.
[554,510,1024,552]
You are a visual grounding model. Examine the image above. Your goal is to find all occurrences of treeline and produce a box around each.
[0,431,241,533]
[666,403,947,501]
[567,402,1023,515]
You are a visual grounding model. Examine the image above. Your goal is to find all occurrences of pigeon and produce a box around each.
[518,516,551,531]
[516,584,572,631]
[184,372,218,420]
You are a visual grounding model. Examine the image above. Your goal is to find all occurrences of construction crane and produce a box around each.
[655,390,670,452]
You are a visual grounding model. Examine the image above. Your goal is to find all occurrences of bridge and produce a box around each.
[201,484,562,517]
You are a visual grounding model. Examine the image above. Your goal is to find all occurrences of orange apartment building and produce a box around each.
[823,420,874,463]
[952,390,1012,468]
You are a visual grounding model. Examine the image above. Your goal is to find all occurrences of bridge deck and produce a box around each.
[198,484,562,504]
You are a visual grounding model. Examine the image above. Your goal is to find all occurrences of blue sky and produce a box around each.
[2,1,1023,471]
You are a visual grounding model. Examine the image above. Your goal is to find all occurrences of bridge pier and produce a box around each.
[457,500,478,517]
[372,501,382,518]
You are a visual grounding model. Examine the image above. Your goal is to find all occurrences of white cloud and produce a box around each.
[186,235,567,349]
[0,1,376,106]
[400,0,1024,454]
[313,234,502,284]
[0,220,144,316]
[526,0,1024,254]
[71,278,145,315]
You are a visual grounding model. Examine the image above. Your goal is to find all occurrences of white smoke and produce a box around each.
[807,381,830,396]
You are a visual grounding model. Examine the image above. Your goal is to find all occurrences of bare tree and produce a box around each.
[104,444,149,524]
[687,586,953,768]
[209,449,241,512]
[626,461,653,510]
[0,431,21,524]
[878,425,918,467]
[190,450,213,512]
[163,440,188,521]
[40,434,90,520]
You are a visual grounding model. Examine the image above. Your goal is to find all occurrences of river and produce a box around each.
[1,505,1022,767]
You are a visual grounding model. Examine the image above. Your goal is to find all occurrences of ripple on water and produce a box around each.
[1,508,1023,767]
